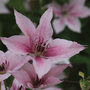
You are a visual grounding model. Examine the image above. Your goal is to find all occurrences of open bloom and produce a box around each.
[0,50,31,82]
[52,0,90,33]
[0,6,85,79]
[0,0,10,14]
[12,62,69,89]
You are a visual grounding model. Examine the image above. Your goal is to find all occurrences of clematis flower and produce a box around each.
[52,0,90,33]
[0,0,10,14]
[12,62,69,89]
[0,50,31,82]
[10,78,25,90]
[0,6,85,79]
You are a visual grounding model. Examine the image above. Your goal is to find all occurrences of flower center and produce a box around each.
[0,60,9,74]
[33,76,44,88]
[31,37,49,56]
[61,10,68,16]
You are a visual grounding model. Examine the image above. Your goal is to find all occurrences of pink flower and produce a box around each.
[0,6,85,79]
[10,79,25,90]
[0,0,10,14]
[52,0,90,33]
[0,50,31,82]
[12,62,69,89]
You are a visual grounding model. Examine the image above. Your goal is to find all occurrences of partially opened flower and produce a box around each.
[12,62,69,89]
[10,78,25,90]
[0,0,10,14]
[52,0,90,33]
[0,50,31,82]
[0,6,85,79]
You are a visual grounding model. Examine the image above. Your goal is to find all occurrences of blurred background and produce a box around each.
[0,0,90,90]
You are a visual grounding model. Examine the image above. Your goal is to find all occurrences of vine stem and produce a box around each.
[60,79,79,83]
[0,82,1,90]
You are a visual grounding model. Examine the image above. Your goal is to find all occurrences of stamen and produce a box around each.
[0,60,9,74]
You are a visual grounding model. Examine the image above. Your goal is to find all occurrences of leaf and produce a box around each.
[79,71,84,80]
[79,79,90,90]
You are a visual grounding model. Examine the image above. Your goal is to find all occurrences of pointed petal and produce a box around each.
[0,73,11,82]
[65,17,81,33]
[52,18,65,34]
[8,55,32,71]
[33,56,51,79]
[0,35,32,55]
[52,2,61,16]
[43,76,61,87]
[43,86,61,90]
[21,62,37,79]
[14,9,36,38]
[0,50,6,63]
[68,0,85,11]
[70,6,90,18]
[44,64,69,79]
[12,69,31,87]
[45,39,85,61]
[36,6,53,41]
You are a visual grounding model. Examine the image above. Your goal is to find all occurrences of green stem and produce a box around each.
[0,82,1,90]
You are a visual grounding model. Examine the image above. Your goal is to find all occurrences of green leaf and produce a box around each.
[79,71,84,80]
[5,75,14,89]
[79,79,90,90]
[8,0,26,13]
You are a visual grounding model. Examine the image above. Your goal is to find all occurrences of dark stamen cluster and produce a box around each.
[33,76,44,88]
[31,37,50,56]
[0,60,9,74]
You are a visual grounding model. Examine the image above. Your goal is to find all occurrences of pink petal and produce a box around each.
[1,81,5,90]
[45,39,85,61]
[65,17,81,33]
[0,50,6,63]
[12,69,31,87]
[52,2,61,16]
[0,35,32,55]
[36,6,53,41]
[21,62,37,79]
[43,86,61,90]
[8,55,32,71]
[14,9,36,38]
[44,64,69,79]
[52,18,65,34]
[0,73,11,82]
[68,0,85,11]
[33,56,51,79]
[70,6,90,18]
[43,76,61,87]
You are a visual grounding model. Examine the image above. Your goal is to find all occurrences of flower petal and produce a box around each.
[12,69,31,87]
[65,17,81,33]
[0,50,6,63]
[21,62,37,79]
[33,56,51,79]
[43,86,61,90]
[44,64,69,79]
[52,18,65,34]
[14,9,36,38]
[45,39,85,61]
[43,76,61,87]
[70,6,90,18]
[0,35,32,55]
[0,73,11,82]
[8,55,32,71]
[36,6,53,41]
[68,0,85,11]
